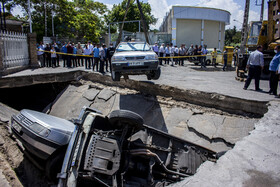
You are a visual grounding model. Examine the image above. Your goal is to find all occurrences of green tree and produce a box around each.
[105,0,157,33]
[5,0,107,42]
[71,0,108,42]
[225,26,241,46]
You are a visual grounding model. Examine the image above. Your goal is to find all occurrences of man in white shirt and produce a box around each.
[165,44,171,65]
[179,44,186,66]
[201,45,208,68]
[84,44,92,69]
[243,45,264,91]
[159,43,165,65]
[174,45,179,65]
[88,42,94,65]
[170,43,175,66]
[37,42,45,67]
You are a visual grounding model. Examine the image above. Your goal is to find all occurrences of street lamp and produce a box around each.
[233,19,242,24]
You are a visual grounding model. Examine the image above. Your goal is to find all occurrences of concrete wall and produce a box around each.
[160,6,230,49]
[175,19,225,49]
[172,6,230,24]
[176,19,201,47]
[204,21,225,49]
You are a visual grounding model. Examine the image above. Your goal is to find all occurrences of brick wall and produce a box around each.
[28,33,39,68]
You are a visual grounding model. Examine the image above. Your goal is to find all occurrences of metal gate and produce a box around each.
[0,31,29,69]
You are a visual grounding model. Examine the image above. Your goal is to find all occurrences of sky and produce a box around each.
[11,0,268,30]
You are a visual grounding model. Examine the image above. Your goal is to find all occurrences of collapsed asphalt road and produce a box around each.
[0,77,258,186]
[46,80,257,152]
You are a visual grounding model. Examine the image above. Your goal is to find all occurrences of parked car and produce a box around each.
[57,107,219,187]
[111,41,161,81]
[191,48,222,66]
[11,109,75,180]
[205,48,223,65]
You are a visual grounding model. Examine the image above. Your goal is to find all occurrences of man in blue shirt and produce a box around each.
[72,44,78,67]
[268,45,280,96]
[93,44,100,71]
[61,42,68,67]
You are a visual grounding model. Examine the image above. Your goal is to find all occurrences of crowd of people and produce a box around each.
[37,41,116,74]
[152,42,221,69]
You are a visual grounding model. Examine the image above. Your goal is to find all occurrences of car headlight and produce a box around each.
[29,122,51,137]
[112,56,126,61]
[145,55,157,60]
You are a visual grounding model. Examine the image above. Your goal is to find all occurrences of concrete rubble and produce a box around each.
[48,81,257,152]
[171,101,280,187]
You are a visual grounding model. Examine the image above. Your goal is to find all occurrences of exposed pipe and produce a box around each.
[130,149,190,178]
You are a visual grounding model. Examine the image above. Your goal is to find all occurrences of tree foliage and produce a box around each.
[105,0,157,33]
[225,26,241,46]
[4,0,107,42]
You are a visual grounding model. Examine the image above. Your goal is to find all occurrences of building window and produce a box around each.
[275,28,278,34]
[277,19,280,25]
[273,11,275,15]
[273,1,276,6]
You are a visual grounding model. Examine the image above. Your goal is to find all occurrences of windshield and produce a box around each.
[116,42,151,52]
[249,22,262,37]
[247,22,262,45]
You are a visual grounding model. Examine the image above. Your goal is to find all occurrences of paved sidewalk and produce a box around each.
[132,63,280,102]
[3,62,279,102]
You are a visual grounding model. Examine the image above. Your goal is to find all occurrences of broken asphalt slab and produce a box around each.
[171,101,280,187]
[48,82,256,153]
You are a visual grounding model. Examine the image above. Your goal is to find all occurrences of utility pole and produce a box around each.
[240,0,250,54]
[116,0,132,46]
[260,0,264,21]
[136,0,150,44]
[256,0,265,21]
[45,1,47,37]
[52,6,54,37]
[116,0,150,45]
[28,0,32,33]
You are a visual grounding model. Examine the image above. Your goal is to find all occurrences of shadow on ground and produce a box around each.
[119,94,167,132]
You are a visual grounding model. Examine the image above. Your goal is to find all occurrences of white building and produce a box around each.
[159,6,231,49]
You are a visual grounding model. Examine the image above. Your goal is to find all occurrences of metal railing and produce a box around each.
[0,31,29,69]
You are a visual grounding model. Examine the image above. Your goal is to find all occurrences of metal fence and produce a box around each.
[0,31,29,69]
